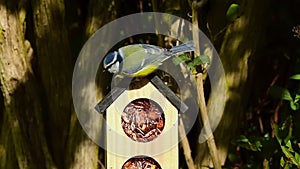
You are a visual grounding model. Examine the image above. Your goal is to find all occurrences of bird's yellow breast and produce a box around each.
[131,64,159,77]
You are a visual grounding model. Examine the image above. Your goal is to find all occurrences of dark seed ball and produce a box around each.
[121,98,165,142]
[121,156,162,169]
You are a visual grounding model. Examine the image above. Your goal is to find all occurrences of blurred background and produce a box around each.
[0,0,300,168]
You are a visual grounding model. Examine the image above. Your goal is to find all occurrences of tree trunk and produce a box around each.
[1,0,119,168]
[65,0,117,168]
[195,0,270,167]
[0,1,56,169]
[31,0,73,168]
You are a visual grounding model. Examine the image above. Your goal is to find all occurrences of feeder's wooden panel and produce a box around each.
[106,82,178,169]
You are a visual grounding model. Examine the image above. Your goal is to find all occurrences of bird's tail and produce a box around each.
[170,41,195,54]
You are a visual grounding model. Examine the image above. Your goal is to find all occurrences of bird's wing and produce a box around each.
[120,44,172,75]
[119,44,148,74]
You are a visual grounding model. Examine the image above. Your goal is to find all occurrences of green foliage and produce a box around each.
[232,135,263,151]
[290,95,300,111]
[270,76,300,111]
[192,55,211,66]
[269,86,293,101]
[290,74,300,80]
[172,55,190,65]
[232,74,300,168]
[226,3,241,22]
[273,119,300,168]
[172,54,210,74]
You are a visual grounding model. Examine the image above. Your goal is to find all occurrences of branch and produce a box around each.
[179,117,196,169]
[191,1,221,168]
[196,74,221,169]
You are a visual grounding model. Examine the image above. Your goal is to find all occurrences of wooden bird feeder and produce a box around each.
[95,76,188,169]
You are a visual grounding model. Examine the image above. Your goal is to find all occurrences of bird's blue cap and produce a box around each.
[103,51,118,69]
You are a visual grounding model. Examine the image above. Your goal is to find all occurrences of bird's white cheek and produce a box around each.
[109,62,120,74]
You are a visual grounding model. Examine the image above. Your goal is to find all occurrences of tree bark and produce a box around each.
[0,1,56,169]
[31,0,73,168]
[65,0,118,168]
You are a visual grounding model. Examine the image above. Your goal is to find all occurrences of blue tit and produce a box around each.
[103,41,194,77]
